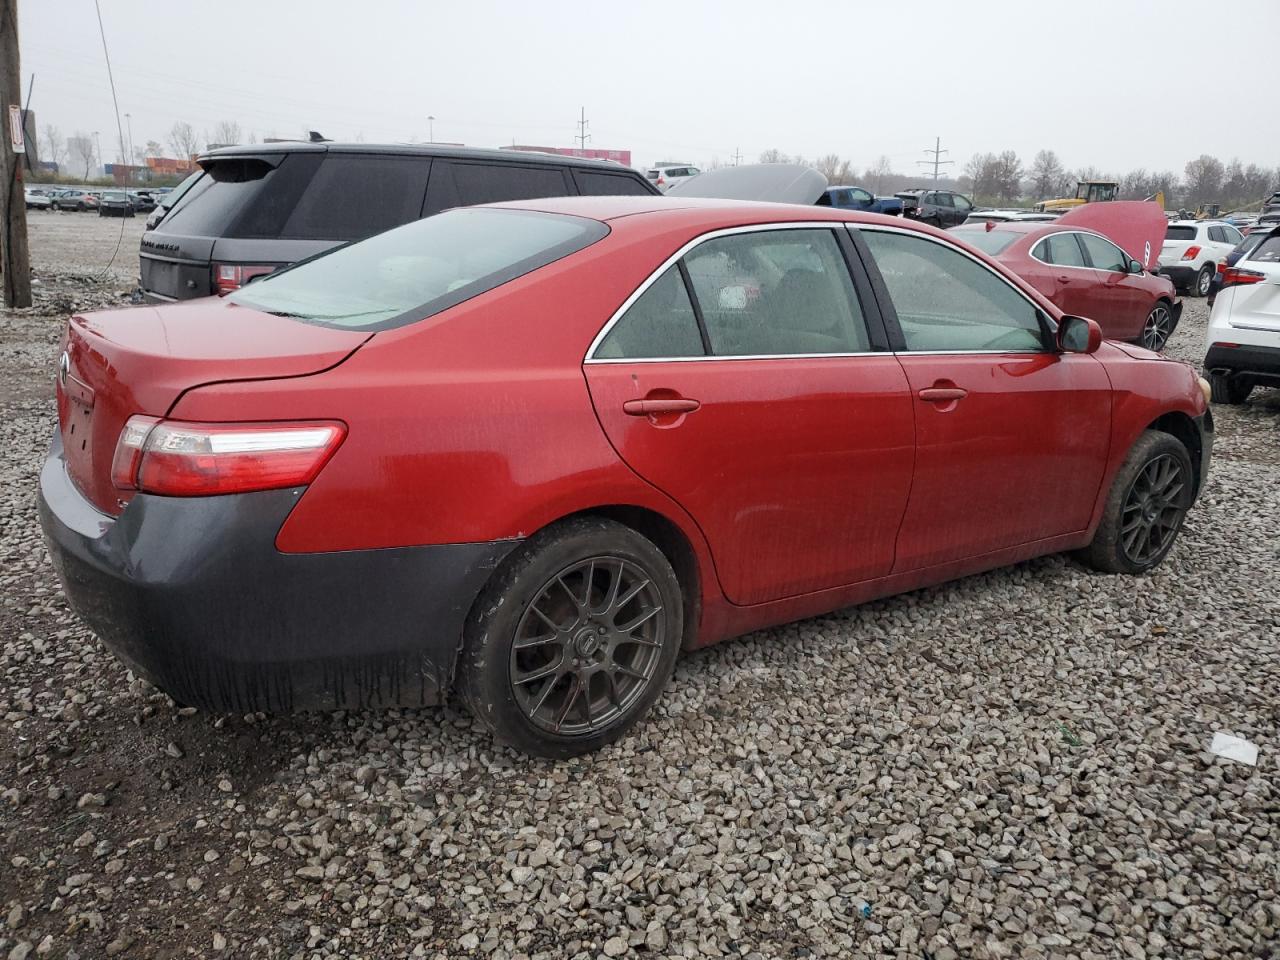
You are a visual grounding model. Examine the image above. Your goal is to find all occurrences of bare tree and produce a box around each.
[992,150,1023,202]
[1028,149,1064,200]
[210,120,243,146]
[758,148,790,164]
[1184,155,1224,204]
[868,155,894,194]
[40,124,64,168]
[168,121,199,159]
[812,153,852,185]
[143,139,162,159]
[68,131,96,179]
[963,152,998,203]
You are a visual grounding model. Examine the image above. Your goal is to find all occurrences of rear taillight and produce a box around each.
[213,263,276,295]
[1221,267,1266,287]
[1180,246,1201,261]
[112,416,346,496]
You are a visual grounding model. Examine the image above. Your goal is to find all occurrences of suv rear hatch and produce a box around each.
[56,298,370,515]
[140,151,326,301]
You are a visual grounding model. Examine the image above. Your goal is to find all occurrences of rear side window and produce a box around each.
[279,155,430,240]
[684,229,869,356]
[594,265,704,359]
[228,208,607,331]
[862,230,1045,353]
[573,170,653,196]
[159,157,277,236]
[1165,225,1198,241]
[425,161,571,214]
[1040,232,1087,266]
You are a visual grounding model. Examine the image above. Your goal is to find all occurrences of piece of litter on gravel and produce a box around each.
[1209,732,1258,766]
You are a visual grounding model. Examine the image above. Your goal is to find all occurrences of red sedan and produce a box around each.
[40,199,1213,757]
[951,220,1182,351]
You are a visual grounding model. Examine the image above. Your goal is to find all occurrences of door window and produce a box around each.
[862,230,1046,353]
[851,188,873,204]
[593,265,705,359]
[684,230,870,356]
[953,194,973,212]
[279,155,430,240]
[934,193,955,208]
[1207,226,1226,244]
[1037,232,1088,266]
[1223,225,1243,244]
[1078,233,1128,272]
[573,171,653,196]
[425,161,571,214]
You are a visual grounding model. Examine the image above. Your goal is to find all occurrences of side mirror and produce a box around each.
[1128,258,1144,274]
[1057,315,1102,354]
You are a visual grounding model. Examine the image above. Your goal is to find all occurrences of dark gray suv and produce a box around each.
[139,143,658,302]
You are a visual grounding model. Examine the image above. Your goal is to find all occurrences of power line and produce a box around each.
[916,136,954,183]
[575,106,590,150]
[731,147,743,166]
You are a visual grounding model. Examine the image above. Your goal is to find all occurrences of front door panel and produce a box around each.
[584,357,915,605]
[892,352,1111,571]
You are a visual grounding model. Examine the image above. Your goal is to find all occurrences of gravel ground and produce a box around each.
[1,221,1277,960]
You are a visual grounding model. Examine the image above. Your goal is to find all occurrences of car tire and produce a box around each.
[1078,430,1193,575]
[51,202,59,212]
[458,517,683,758]
[1208,371,1253,405]
[1193,265,1213,297]
[1138,301,1175,351]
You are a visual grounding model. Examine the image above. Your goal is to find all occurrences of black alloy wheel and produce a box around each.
[509,557,665,737]
[1140,302,1174,351]
[459,518,682,758]
[1118,454,1187,566]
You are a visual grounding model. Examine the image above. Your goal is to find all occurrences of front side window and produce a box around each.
[1079,233,1127,272]
[953,194,972,212]
[593,265,704,359]
[229,208,607,331]
[851,188,873,203]
[862,230,1045,353]
[1223,225,1243,244]
[1207,226,1226,244]
[934,193,955,208]
[685,230,869,356]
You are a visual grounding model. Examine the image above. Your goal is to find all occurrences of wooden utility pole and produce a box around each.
[1,0,32,308]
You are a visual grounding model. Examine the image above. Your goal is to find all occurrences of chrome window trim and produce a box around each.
[584,221,864,363]
[856,222,1055,353]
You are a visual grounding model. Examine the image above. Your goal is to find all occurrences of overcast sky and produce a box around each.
[20,0,1280,175]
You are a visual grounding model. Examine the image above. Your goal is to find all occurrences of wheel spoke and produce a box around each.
[513,632,560,651]
[579,675,595,729]
[555,575,584,611]
[618,605,661,635]
[1122,522,1145,556]
[529,603,565,634]
[610,578,651,617]
[553,674,583,732]
[528,672,563,717]
[617,634,662,648]
[614,663,648,682]
[514,659,562,686]
[580,560,595,608]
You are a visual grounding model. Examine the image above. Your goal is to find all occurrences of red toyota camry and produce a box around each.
[40,197,1213,757]
[951,203,1181,351]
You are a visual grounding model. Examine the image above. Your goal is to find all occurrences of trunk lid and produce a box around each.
[57,299,370,515]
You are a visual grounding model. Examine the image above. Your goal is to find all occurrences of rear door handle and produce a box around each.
[918,387,968,402]
[1057,274,1073,283]
[623,398,701,416]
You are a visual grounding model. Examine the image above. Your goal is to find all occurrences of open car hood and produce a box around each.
[666,163,828,205]
[1058,200,1166,272]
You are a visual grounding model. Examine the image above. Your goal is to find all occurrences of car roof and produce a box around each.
[198,141,637,172]
[487,194,911,227]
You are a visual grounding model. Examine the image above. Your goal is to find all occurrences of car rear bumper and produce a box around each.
[37,433,519,713]
[1205,342,1280,386]
[1158,265,1198,285]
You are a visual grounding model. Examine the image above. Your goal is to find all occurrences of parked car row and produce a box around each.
[24,186,168,214]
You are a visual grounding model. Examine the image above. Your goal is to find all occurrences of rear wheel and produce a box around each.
[458,518,682,758]
[1078,431,1192,574]
[1138,302,1174,351]
[1193,265,1213,297]
[1208,370,1253,405]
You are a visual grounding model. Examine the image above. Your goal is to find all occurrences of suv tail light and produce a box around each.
[213,263,277,295]
[1180,245,1201,261]
[1221,267,1266,287]
[112,417,346,496]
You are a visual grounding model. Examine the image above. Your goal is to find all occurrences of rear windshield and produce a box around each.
[1247,235,1280,264]
[952,228,1018,255]
[228,208,608,331]
[158,157,279,236]
[1165,225,1198,241]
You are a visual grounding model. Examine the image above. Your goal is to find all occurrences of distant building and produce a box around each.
[501,144,632,167]
[105,156,197,184]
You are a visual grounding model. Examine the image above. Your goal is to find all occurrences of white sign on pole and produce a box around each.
[8,105,24,154]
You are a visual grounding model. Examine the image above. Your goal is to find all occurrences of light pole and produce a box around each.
[93,131,102,176]
[427,115,435,143]
[124,112,134,168]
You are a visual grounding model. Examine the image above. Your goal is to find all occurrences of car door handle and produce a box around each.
[1057,274,1073,283]
[918,387,968,402]
[623,398,701,416]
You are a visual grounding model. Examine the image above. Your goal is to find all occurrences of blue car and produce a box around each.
[817,185,903,216]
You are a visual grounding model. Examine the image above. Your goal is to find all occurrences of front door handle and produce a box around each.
[623,398,701,416]
[918,387,968,402]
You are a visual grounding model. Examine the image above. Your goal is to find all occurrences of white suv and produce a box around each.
[1204,227,1280,404]
[1159,220,1243,297]
[645,164,700,193]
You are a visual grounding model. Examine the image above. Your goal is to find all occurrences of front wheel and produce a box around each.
[1138,302,1174,351]
[1078,431,1193,574]
[1193,265,1213,297]
[458,518,683,758]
